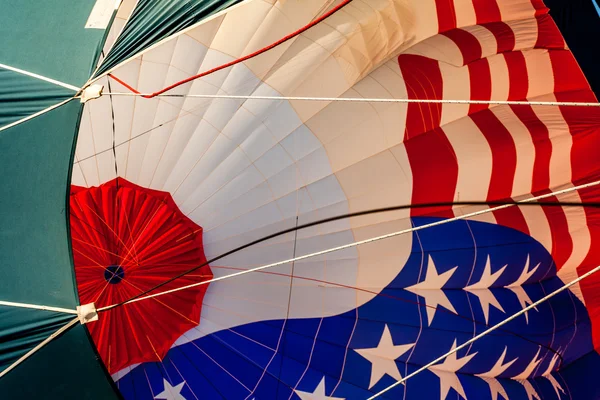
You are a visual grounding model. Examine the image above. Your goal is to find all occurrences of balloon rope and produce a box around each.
[0,301,78,315]
[0,317,79,379]
[102,92,600,107]
[97,179,600,311]
[368,260,600,399]
[106,0,354,98]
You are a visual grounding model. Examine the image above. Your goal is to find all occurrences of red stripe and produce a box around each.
[504,52,529,101]
[510,106,550,193]
[404,128,458,218]
[471,110,515,199]
[548,48,600,349]
[398,55,444,139]
[510,103,574,268]
[443,29,482,65]
[468,58,491,114]
[530,0,549,16]
[470,109,529,234]
[436,0,457,32]
[399,54,456,218]
[109,0,353,97]
[535,14,565,49]
[472,0,501,24]
[484,21,516,53]
[577,185,600,351]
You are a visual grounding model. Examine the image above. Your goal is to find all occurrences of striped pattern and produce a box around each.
[398,0,600,316]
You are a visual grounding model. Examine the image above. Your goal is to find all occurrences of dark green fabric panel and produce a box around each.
[95,0,242,76]
[0,101,83,308]
[0,308,73,372]
[0,69,72,127]
[0,1,108,86]
[0,324,120,399]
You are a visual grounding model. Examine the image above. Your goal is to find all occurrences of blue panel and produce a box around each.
[115,218,600,399]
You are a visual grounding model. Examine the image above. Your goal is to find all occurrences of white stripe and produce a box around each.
[497,0,536,21]
[98,179,600,310]
[525,49,554,100]
[454,0,477,27]
[0,63,79,91]
[400,34,463,66]
[439,62,470,126]
[510,17,539,51]
[489,53,510,101]
[442,116,496,224]
[557,190,591,304]
[490,106,535,197]
[462,25,498,60]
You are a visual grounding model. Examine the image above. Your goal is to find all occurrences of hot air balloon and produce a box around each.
[2,0,600,399]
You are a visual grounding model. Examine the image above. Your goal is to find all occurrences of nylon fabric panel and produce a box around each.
[0,308,73,372]
[0,102,84,308]
[95,0,243,76]
[0,324,120,399]
[0,69,72,127]
[0,0,109,86]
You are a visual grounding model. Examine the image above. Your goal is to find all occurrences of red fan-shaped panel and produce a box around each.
[70,178,212,373]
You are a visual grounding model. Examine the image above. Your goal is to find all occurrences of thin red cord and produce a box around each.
[109,0,353,98]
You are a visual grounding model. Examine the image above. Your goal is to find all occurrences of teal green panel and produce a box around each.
[95,0,242,76]
[0,1,110,86]
[0,307,73,372]
[0,324,120,399]
[0,69,72,127]
[0,101,83,308]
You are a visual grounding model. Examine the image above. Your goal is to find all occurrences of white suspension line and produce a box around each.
[0,300,77,315]
[0,98,74,133]
[103,92,600,107]
[0,317,79,379]
[98,179,600,311]
[368,260,600,399]
[0,63,79,92]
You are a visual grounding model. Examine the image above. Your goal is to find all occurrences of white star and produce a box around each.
[476,347,517,378]
[355,325,414,389]
[406,255,458,325]
[155,379,186,400]
[540,352,565,398]
[546,374,566,399]
[513,348,542,380]
[294,378,345,400]
[513,349,543,400]
[465,256,506,324]
[507,255,540,324]
[518,380,541,400]
[476,347,517,400]
[429,340,477,400]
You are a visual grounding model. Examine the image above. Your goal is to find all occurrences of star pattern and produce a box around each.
[294,378,345,400]
[476,347,517,400]
[465,256,506,323]
[355,325,414,389]
[429,340,477,400]
[155,379,186,400]
[507,255,540,324]
[406,255,458,325]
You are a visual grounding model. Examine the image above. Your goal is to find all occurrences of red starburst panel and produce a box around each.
[70,178,212,373]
